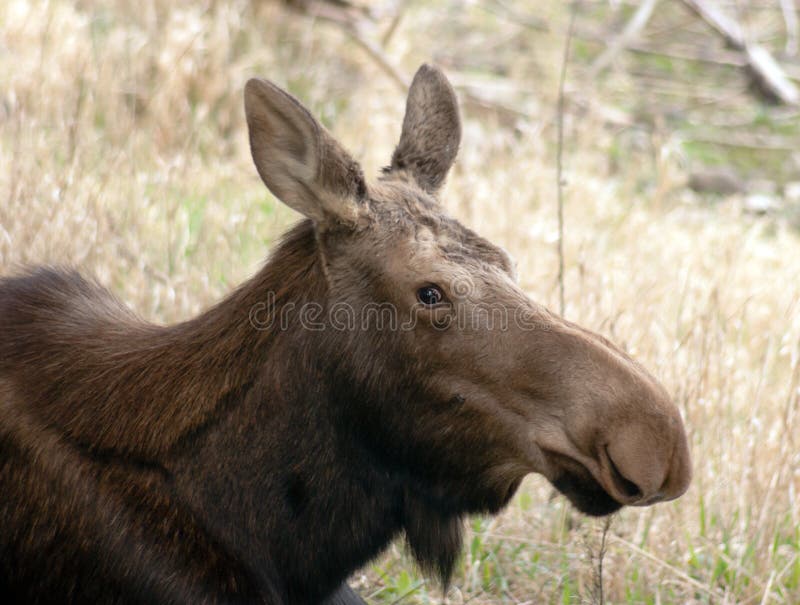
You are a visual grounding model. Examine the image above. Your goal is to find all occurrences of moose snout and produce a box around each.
[521,321,693,513]
[600,414,692,506]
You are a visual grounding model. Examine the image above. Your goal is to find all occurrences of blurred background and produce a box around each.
[1,0,799,602]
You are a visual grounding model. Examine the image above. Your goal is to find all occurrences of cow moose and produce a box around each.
[0,64,691,604]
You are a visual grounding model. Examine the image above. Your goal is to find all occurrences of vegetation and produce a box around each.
[1,1,798,602]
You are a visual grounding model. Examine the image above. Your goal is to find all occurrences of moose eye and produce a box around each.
[417,285,444,306]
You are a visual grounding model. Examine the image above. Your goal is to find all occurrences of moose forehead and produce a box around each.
[365,178,516,279]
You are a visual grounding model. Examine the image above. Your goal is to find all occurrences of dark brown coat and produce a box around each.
[0,65,691,604]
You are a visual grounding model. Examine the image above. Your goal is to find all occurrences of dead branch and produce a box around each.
[744,44,800,104]
[589,0,659,78]
[343,25,410,89]
[681,0,800,105]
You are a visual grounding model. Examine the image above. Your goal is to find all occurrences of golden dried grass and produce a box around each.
[1,1,798,602]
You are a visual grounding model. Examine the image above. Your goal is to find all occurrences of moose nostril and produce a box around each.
[604,446,643,501]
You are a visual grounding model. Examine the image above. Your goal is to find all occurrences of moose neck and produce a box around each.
[165,220,464,601]
[111,221,327,459]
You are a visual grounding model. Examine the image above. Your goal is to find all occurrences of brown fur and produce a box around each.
[0,64,691,604]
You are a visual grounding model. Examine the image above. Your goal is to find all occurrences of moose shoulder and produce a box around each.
[0,64,691,604]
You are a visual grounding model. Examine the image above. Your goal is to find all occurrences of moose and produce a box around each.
[0,64,691,604]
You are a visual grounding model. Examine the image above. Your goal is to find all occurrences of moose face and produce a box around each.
[244,65,691,518]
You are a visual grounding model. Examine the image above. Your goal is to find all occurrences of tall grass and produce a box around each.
[1,1,798,602]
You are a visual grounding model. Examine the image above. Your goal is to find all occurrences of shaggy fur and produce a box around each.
[0,64,691,604]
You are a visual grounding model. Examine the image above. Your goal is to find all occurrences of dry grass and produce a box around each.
[1,1,799,603]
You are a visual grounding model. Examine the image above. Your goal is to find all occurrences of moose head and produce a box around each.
[237,63,692,586]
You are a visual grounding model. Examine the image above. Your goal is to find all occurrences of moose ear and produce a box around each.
[244,78,367,226]
[387,64,461,195]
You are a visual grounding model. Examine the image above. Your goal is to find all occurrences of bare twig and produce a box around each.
[577,28,800,102]
[592,516,613,605]
[556,5,577,317]
[780,0,799,56]
[343,25,410,89]
[589,0,659,78]
[380,5,405,48]
[622,40,747,67]
[679,131,798,151]
[460,93,529,123]
[609,534,725,599]
[480,0,550,32]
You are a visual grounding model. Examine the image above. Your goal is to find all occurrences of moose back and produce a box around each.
[0,64,691,604]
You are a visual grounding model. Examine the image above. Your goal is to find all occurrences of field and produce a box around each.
[1,1,799,603]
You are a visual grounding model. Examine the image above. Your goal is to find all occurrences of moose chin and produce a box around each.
[0,64,691,604]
